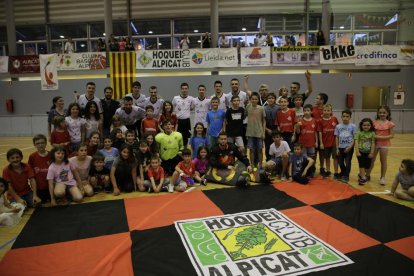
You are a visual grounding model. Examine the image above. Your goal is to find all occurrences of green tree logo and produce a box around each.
[230,224,277,260]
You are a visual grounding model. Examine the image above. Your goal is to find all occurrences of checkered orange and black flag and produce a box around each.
[109,52,136,100]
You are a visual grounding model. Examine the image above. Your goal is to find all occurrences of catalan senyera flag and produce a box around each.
[109,52,136,100]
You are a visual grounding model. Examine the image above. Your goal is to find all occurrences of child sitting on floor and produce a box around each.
[144,155,170,193]
[0,177,24,226]
[290,143,315,185]
[89,155,111,193]
[390,159,414,201]
[171,149,196,192]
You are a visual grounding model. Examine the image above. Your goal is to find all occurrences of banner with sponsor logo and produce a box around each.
[39,54,59,90]
[176,209,353,276]
[136,48,238,69]
[57,52,107,70]
[0,56,8,73]
[9,55,40,74]
[189,48,238,68]
[272,46,320,66]
[355,45,414,66]
[240,47,271,67]
[319,45,357,64]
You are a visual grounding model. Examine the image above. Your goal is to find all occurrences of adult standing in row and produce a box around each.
[288,70,313,108]
[144,86,164,119]
[115,96,145,132]
[76,82,103,120]
[125,81,147,137]
[172,83,194,146]
[101,87,120,137]
[213,80,228,111]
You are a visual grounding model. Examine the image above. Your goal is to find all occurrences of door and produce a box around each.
[362,86,389,110]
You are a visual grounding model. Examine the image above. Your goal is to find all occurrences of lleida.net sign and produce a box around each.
[175,209,353,276]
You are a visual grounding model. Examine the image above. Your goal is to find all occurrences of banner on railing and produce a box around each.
[136,48,238,69]
[272,46,320,66]
[0,56,8,73]
[355,45,414,66]
[57,52,107,70]
[240,47,271,67]
[40,54,59,90]
[9,55,40,74]
[319,45,357,64]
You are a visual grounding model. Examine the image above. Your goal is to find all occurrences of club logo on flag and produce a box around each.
[176,209,353,276]
[137,52,152,68]
[192,52,204,64]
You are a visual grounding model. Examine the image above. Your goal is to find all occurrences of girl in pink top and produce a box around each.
[69,144,94,197]
[367,106,395,185]
[192,146,209,186]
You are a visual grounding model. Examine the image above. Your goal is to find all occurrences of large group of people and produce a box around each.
[1,71,413,225]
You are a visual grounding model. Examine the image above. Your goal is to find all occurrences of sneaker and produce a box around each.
[161,186,169,192]
[281,175,287,181]
[334,173,341,180]
[379,177,386,186]
[320,168,326,176]
[366,175,371,181]
[325,171,331,177]
[341,176,349,183]
[358,176,367,185]
[147,186,153,193]
[201,179,207,186]
[168,184,174,193]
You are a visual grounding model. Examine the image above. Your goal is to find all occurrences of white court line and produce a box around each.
[390,147,414,149]
[368,190,391,195]
[0,146,34,156]
[185,187,197,193]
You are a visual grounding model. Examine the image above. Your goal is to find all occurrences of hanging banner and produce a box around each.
[110,51,136,100]
[272,46,320,66]
[9,55,40,74]
[0,56,8,73]
[57,52,107,70]
[136,48,238,69]
[189,48,238,68]
[319,45,357,64]
[176,209,353,276]
[240,47,271,67]
[39,54,59,90]
[355,45,414,66]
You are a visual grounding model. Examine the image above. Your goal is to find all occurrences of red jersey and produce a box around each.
[141,118,159,136]
[177,160,195,184]
[159,114,178,129]
[2,163,34,196]
[299,117,317,147]
[312,106,324,122]
[276,109,296,133]
[317,116,339,148]
[51,129,71,153]
[28,152,50,190]
[147,166,165,181]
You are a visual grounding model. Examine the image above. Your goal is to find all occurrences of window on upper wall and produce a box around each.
[76,40,88,52]
[309,15,321,31]
[331,14,352,30]
[174,18,210,34]
[16,25,46,41]
[285,14,304,31]
[113,21,129,37]
[158,37,172,49]
[90,22,105,38]
[263,15,284,32]
[383,31,396,45]
[219,16,260,33]
[50,24,87,39]
[354,13,398,30]
[131,20,171,36]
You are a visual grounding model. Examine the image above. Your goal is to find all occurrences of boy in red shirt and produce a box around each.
[3,148,41,207]
[275,96,296,150]
[28,134,51,203]
[171,149,195,192]
[144,155,170,193]
[317,104,339,178]
[141,105,159,137]
[294,104,317,176]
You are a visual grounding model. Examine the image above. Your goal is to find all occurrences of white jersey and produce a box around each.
[125,93,147,109]
[115,106,145,126]
[144,97,164,119]
[194,97,211,127]
[172,95,195,119]
[269,141,291,158]
[65,116,86,143]
[226,90,248,108]
[84,117,100,139]
[77,94,103,113]
[213,93,228,111]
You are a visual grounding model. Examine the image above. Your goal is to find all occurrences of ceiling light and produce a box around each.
[194,29,199,33]
[242,27,247,31]
[18,40,22,42]
[339,26,345,29]
[59,35,65,39]
[80,44,85,47]
[103,33,106,36]
[148,31,153,34]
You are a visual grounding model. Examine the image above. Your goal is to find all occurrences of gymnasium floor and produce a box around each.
[0,134,413,261]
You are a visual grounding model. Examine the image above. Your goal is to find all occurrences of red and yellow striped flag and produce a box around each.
[109,52,136,100]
